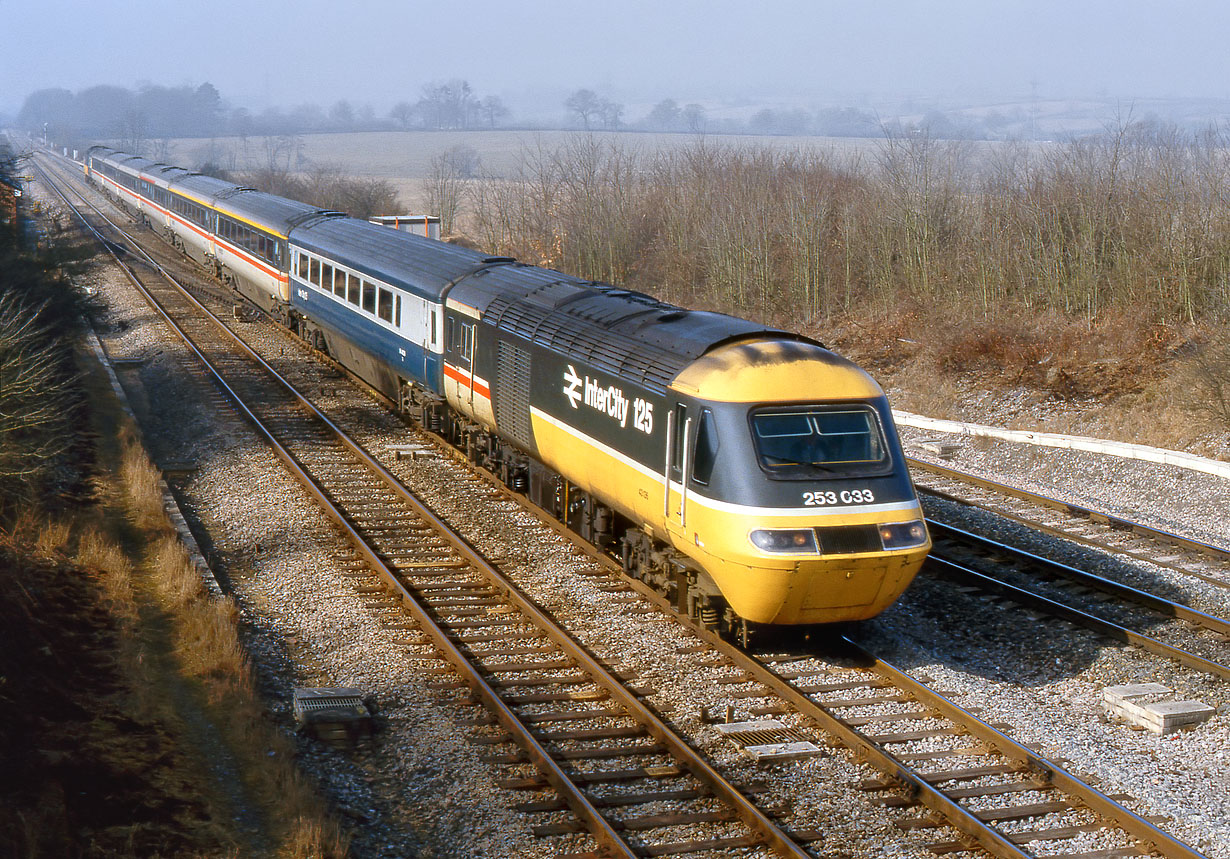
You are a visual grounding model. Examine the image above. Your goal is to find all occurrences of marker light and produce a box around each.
[750,529,818,553]
[878,520,929,550]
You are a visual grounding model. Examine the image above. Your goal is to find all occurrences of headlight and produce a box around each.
[878,520,929,550]
[750,529,818,553]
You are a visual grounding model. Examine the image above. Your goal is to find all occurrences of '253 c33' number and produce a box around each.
[803,489,875,506]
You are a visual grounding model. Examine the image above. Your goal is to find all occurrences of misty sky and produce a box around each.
[4,0,1230,117]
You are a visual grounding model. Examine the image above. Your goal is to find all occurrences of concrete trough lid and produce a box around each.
[714,718,825,763]
[914,439,960,459]
[1103,683,1214,734]
[387,443,438,461]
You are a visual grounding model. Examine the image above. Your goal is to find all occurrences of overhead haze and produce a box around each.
[4,0,1230,122]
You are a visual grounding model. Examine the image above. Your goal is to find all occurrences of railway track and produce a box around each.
[35,152,820,859]
[36,151,1213,858]
[904,456,1230,680]
[924,521,1230,681]
[909,459,1230,590]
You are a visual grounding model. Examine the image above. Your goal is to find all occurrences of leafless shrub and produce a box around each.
[1180,332,1230,434]
[466,122,1230,334]
[426,151,465,234]
[0,293,85,516]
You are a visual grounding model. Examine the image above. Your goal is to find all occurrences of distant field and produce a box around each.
[166,129,896,209]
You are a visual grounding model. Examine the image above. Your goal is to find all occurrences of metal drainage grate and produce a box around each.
[713,719,825,763]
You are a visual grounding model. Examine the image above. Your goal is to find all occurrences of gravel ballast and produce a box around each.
[50,174,1228,858]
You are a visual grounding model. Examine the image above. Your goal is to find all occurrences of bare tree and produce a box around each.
[683,103,707,134]
[417,80,480,130]
[328,100,355,129]
[441,144,481,178]
[0,293,82,512]
[480,95,510,129]
[598,98,624,131]
[645,99,682,131]
[119,110,149,155]
[426,153,465,234]
[564,89,602,130]
[389,101,416,129]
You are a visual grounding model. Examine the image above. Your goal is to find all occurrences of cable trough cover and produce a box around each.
[714,719,825,763]
[293,687,373,745]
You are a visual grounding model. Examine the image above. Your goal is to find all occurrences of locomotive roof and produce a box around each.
[210,188,327,238]
[449,264,811,393]
[289,216,499,301]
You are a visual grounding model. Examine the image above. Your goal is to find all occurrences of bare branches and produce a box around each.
[0,292,85,511]
[470,124,1230,329]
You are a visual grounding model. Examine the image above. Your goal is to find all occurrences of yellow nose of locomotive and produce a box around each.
[678,512,930,624]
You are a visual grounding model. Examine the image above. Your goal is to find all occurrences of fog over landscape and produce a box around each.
[5,0,1230,133]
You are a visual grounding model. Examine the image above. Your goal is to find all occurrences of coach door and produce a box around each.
[664,402,691,534]
[445,313,476,409]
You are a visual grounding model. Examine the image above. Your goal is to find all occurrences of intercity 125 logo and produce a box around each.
[562,365,653,435]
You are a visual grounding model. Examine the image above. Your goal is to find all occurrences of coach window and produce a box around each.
[362,281,377,315]
[347,277,361,305]
[321,263,333,292]
[331,270,344,297]
[309,257,321,286]
[395,295,402,327]
[377,288,393,323]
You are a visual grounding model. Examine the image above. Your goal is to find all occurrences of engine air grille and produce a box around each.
[495,340,533,448]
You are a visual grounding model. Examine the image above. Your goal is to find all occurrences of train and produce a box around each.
[84,145,930,637]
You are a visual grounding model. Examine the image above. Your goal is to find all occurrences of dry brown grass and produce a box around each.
[115,432,349,858]
[74,524,140,626]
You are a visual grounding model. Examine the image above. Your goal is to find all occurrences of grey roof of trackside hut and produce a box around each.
[288,216,500,301]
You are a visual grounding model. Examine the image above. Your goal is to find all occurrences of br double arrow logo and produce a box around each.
[563,364,583,408]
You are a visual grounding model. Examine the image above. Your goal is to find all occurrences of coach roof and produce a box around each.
[167,172,245,207]
[211,188,325,238]
[288,216,498,301]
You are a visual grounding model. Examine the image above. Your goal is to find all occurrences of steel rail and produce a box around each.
[33,155,648,859]
[928,520,1230,638]
[836,636,1210,859]
[909,458,1230,565]
[36,153,810,859]
[926,555,1230,682]
[488,461,1215,858]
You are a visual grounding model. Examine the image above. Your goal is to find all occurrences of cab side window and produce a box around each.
[692,409,719,485]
